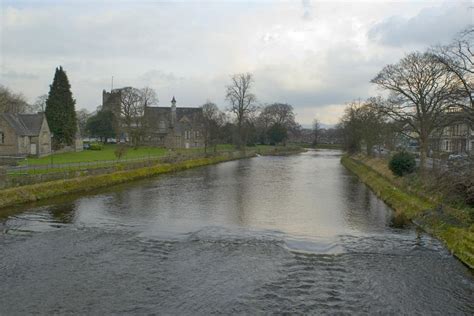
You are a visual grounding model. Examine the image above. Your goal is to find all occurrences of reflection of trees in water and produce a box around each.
[49,202,76,223]
[99,180,168,220]
[234,157,295,227]
[340,170,394,231]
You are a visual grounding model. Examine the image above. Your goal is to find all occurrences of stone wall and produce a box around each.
[0,119,19,156]
[17,136,30,156]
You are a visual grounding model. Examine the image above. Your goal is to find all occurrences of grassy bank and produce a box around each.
[19,144,287,167]
[0,146,304,210]
[20,144,240,166]
[0,152,253,210]
[341,155,473,269]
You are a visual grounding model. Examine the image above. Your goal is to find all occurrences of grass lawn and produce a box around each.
[19,144,245,166]
[20,145,169,166]
[18,143,290,166]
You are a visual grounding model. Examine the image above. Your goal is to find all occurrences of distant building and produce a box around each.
[102,88,122,114]
[430,107,473,154]
[143,97,204,149]
[102,89,204,149]
[0,113,51,157]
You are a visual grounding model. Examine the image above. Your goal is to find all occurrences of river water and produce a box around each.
[0,150,472,314]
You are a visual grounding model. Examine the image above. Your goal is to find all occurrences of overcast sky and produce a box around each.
[1,0,472,126]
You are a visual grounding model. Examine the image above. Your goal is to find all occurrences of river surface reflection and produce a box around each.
[0,149,472,314]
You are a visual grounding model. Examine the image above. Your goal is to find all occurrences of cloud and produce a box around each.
[0,70,38,80]
[368,1,472,47]
[1,0,470,126]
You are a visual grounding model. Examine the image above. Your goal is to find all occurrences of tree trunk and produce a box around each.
[236,122,242,150]
[419,136,429,173]
[366,142,372,156]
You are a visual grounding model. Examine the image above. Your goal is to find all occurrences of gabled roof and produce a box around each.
[1,113,46,136]
[145,106,202,121]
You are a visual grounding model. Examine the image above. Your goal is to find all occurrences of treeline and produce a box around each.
[338,26,473,172]
[85,72,304,151]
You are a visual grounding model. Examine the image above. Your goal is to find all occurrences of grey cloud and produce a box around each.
[138,70,182,86]
[368,1,472,47]
[1,70,39,80]
[2,0,465,126]
[253,43,385,111]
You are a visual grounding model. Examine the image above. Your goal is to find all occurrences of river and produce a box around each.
[0,149,472,314]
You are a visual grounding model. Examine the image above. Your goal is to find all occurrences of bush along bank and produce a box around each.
[341,155,474,269]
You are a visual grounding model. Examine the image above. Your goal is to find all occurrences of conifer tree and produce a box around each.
[45,66,77,148]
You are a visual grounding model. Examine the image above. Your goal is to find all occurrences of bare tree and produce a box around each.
[30,94,48,113]
[432,26,474,122]
[371,52,461,171]
[0,85,29,113]
[119,87,145,146]
[76,108,91,137]
[257,103,298,144]
[140,87,158,107]
[225,73,257,148]
[312,118,321,146]
[201,101,225,153]
[339,100,386,155]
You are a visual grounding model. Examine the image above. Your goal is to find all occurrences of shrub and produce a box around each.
[89,143,103,151]
[114,145,128,159]
[389,152,416,176]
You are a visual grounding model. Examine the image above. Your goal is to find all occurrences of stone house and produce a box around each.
[102,89,204,149]
[430,107,474,155]
[143,97,204,149]
[435,123,473,154]
[0,113,52,157]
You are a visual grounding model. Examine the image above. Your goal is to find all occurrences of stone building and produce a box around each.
[102,89,204,149]
[143,97,204,149]
[430,107,474,154]
[102,88,122,114]
[436,123,473,154]
[0,113,52,157]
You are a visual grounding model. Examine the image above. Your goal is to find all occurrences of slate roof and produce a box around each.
[1,113,46,136]
[145,106,202,121]
[144,106,202,135]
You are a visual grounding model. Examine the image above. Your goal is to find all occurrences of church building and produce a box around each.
[102,89,204,149]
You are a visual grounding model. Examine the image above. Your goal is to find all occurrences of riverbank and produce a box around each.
[0,146,304,210]
[341,155,473,269]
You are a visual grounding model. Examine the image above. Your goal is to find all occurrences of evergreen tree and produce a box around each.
[45,66,77,148]
[86,110,116,143]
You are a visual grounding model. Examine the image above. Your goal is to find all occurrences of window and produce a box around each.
[0,132,4,144]
[185,130,190,140]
